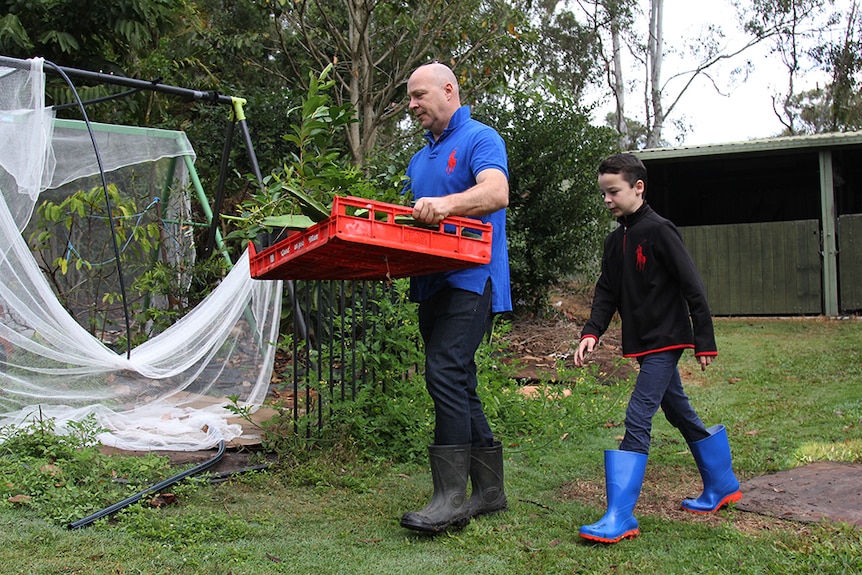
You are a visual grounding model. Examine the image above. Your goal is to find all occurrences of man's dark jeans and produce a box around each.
[418,281,494,447]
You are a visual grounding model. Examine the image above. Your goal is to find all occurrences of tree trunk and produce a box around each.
[646,0,664,148]
[611,15,629,149]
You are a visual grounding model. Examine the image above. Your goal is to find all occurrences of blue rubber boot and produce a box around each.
[579,450,648,544]
[682,424,742,513]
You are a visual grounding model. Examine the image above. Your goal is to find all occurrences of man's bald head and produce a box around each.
[415,62,460,97]
[407,63,462,138]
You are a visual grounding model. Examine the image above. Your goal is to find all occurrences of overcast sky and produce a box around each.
[662,0,788,145]
[594,0,843,147]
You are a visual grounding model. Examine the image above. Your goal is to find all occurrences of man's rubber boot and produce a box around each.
[400,444,471,533]
[465,441,508,518]
[579,450,648,544]
[682,424,742,513]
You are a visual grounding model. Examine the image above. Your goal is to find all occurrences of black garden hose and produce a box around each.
[68,439,226,530]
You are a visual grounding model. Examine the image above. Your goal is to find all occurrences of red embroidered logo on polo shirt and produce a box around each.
[446,148,458,174]
[636,243,646,271]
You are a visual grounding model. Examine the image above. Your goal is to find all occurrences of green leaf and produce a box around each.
[283,186,330,222]
[260,214,317,230]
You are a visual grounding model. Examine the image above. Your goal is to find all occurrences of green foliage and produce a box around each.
[228,279,429,464]
[224,65,407,246]
[784,85,862,134]
[30,184,160,277]
[125,255,228,346]
[0,0,186,71]
[0,415,198,527]
[530,6,605,101]
[475,89,620,312]
[328,372,434,465]
[0,13,31,52]
[347,279,424,388]
[29,184,161,340]
[28,183,209,346]
[226,393,323,465]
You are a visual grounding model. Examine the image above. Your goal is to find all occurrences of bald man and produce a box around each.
[399,62,512,533]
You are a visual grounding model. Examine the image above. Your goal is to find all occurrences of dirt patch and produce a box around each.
[501,285,637,385]
[736,462,862,527]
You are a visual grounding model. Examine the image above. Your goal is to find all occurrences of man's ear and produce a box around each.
[444,82,456,101]
[635,180,645,196]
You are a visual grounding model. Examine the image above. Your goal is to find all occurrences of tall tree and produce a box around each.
[782,0,862,133]
[738,0,836,135]
[566,0,829,147]
[258,0,530,165]
[645,0,664,147]
[529,0,606,102]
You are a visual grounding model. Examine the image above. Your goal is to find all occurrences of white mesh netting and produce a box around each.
[0,57,282,451]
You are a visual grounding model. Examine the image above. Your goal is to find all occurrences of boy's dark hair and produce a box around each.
[598,153,648,191]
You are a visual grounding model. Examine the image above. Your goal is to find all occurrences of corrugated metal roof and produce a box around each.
[632,130,862,160]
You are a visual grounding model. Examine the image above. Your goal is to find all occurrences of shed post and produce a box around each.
[819,151,839,316]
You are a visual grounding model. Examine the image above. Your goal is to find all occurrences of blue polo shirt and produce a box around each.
[405,106,512,313]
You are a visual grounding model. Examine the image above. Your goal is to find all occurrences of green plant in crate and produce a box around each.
[224,64,407,247]
[224,64,411,250]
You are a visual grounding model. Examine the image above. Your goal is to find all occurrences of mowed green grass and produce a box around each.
[0,318,860,575]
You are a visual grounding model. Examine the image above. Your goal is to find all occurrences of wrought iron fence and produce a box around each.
[279,279,417,436]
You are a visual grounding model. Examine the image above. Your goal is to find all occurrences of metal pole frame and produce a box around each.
[0,55,263,260]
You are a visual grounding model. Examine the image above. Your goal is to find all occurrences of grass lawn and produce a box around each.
[0,318,860,574]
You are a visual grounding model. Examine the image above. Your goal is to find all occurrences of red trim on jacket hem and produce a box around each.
[623,344,693,358]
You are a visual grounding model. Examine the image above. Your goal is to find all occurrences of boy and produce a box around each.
[574,153,741,543]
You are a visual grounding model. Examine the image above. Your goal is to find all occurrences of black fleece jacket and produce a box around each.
[581,202,718,358]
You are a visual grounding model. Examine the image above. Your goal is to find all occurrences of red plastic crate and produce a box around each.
[248,195,493,281]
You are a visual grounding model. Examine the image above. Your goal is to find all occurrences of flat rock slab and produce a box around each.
[737,461,862,526]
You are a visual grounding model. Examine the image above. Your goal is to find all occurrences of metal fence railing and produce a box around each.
[280,279,414,436]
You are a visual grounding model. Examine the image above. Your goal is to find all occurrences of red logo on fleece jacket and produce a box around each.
[635,243,646,271]
[446,148,457,174]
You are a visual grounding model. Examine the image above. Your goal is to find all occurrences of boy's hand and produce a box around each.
[574,338,596,367]
[697,355,713,371]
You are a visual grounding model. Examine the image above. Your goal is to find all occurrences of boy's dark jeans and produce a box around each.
[419,281,494,447]
[620,348,709,454]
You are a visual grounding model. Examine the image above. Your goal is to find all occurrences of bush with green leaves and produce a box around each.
[475,88,620,313]
[28,182,226,347]
[29,183,162,342]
